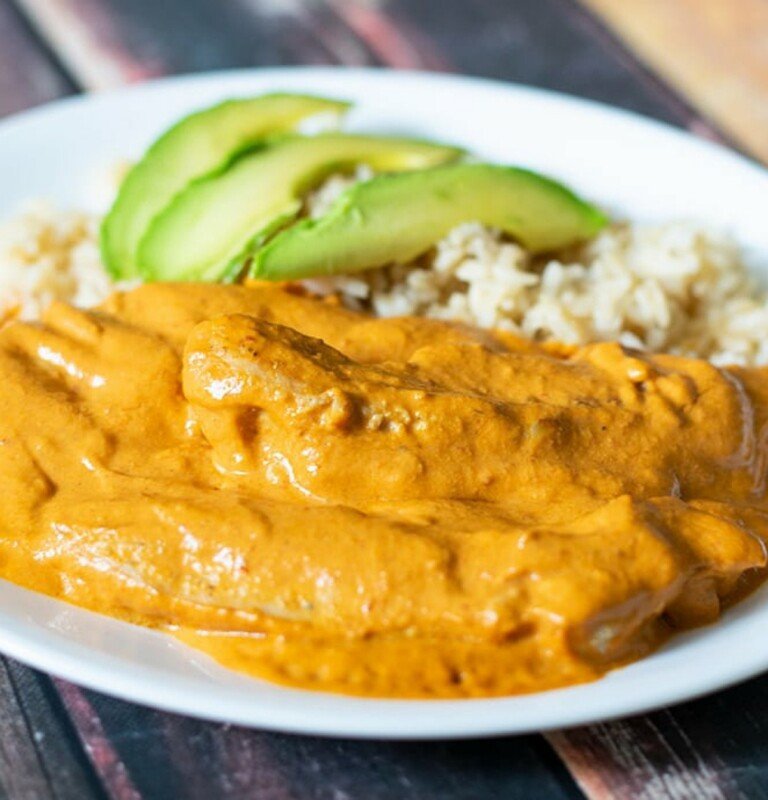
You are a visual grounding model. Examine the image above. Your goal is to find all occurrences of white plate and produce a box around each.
[1,68,768,740]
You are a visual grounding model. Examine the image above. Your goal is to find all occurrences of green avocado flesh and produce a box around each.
[137,134,463,282]
[101,93,350,279]
[251,164,608,281]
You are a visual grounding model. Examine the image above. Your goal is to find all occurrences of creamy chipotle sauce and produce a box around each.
[0,282,767,697]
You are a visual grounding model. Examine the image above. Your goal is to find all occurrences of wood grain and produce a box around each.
[548,718,738,800]
[11,0,722,131]
[13,0,163,88]
[547,668,768,800]
[329,0,451,70]
[0,662,66,800]
[54,681,141,800]
[0,662,103,799]
[15,0,380,87]
[385,0,708,129]
[579,0,768,163]
[74,688,582,800]
[0,0,74,116]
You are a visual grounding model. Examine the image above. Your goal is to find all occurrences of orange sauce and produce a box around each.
[0,282,766,697]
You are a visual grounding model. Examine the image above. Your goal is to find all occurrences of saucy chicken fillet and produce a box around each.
[0,282,766,697]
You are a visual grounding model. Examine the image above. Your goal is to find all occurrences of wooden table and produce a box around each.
[1,1,767,798]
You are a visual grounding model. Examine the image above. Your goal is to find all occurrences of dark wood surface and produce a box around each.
[1,1,767,798]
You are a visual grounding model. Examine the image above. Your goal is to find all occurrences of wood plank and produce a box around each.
[0,0,74,116]
[54,681,141,800]
[13,0,382,90]
[548,670,768,800]
[6,663,107,800]
[13,0,164,89]
[0,660,60,800]
[13,0,722,137]
[579,0,768,163]
[381,0,709,130]
[0,660,103,800]
[547,719,738,800]
[328,0,450,70]
[67,687,582,800]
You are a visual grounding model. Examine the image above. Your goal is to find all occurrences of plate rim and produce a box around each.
[1,65,768,739]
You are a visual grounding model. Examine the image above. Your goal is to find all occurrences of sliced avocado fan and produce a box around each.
[101,93,350,279]
[251,164,607,281]
[137,134,463,283]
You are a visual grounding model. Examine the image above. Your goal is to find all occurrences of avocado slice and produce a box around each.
[137,134,463,283]
[101,93,350,279]
[251,164,608,280]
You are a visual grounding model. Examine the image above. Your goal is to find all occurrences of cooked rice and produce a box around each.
[304,221,768,366]
[304,164,374,218]
[0,201,116,324]
[1,177,767,366]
